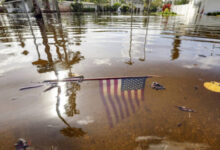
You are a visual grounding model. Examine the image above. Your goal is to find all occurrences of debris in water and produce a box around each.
[44,83,58,92]
[194,86,198,90]
[177,123,182,127]
[135,136,163,142]
[176,106,195,112]
[22,50,29,55]
[198,54,207,57]
[204,81,220,93]
[19,85,44,91]
[14,138,29,150]
[11,97,17,101]
[151,82,165,90]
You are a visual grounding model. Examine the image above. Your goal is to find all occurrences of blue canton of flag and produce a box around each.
[121,77,146,91]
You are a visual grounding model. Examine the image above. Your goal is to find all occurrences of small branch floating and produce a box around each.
[19,85,44,91]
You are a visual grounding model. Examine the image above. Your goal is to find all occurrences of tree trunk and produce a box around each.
[32,0,42,18]
[44,0,51,12]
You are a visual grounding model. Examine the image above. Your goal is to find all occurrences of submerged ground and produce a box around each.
[0,13,219,150]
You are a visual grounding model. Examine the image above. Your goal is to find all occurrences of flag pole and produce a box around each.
[43,75,161,83]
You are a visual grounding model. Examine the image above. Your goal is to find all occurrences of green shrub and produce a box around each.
[207,12,220,16]
[103,4,113,11]
[82,8,95,12]
[174,0,189,5]
[71,3,83,12]
[112,2,121,11]
[121,5,130,12]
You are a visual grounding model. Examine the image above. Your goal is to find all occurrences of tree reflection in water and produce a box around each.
[65,81,80,117]
[56,86,86,137]
[29,13,86,137]
[171,35,181,60]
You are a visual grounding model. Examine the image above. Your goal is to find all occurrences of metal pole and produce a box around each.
[43,75,161,83]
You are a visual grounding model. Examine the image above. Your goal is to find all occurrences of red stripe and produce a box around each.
[107,80,119,123]
[128,90,135,113]
[141,89,144,101]
[134,90,140,107]
[99,80,113,127]
[121,91,130,117]
[114,79,124,119]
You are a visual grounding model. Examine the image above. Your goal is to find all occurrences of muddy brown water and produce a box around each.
[0,13,219,150]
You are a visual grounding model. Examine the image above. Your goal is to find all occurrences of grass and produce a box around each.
[151,11,177,16]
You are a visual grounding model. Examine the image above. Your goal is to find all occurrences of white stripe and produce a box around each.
[110,79,120,120]
[137,90,142,101]
[117,79,127,118]
[131,90,137,109]
[102,80,115,124]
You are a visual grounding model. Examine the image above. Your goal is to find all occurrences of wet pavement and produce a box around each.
[0,12,219,150]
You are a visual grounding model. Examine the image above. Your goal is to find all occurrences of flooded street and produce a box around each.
[0,13,220,150]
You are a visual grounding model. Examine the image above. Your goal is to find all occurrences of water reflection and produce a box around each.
[99,77,147,127]
[139,17,149,62]
[171,35,180,60]
[0,12,220,149]
[135,136,209,150]
[24,13,86,137]
[125,13,134,65]
[29,13,85,74]
[56,86,85,137]
[126,14,150,64]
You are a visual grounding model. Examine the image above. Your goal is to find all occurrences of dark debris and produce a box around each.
[151,82,165,90]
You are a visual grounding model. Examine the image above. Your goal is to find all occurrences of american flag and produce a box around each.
[99,77,147,127]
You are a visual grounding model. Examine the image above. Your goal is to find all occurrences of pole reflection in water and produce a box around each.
[125,11,134,65]
[139,17,150,62]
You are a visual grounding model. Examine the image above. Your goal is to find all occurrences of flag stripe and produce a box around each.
[121,91,130,117]
[99,80,113,127]
[107,80,119,123]
[99,77,147,127]
[114,79,124,119]
[141,89,144,101]
[134,90,140,107]
[128,90,136,113]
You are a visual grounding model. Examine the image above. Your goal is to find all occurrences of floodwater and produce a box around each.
[0,12,219,150]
